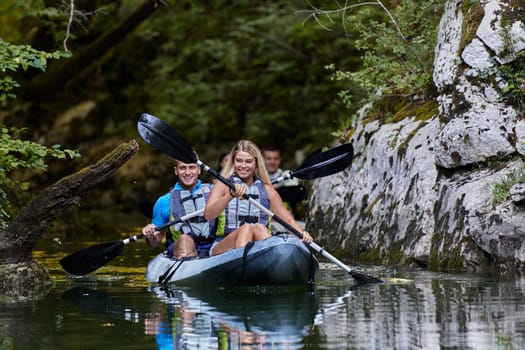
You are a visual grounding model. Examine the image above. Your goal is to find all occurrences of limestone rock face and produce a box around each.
[477,0,525,64]
[307,0,525,274]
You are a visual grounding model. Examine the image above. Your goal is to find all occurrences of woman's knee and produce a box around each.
[253,224,271,240]
[253,223,267,231]
[238,224,254,236]
[211,230,237,255]
[239,223,252,231]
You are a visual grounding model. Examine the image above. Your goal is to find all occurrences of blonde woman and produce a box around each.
[204,140,312,255]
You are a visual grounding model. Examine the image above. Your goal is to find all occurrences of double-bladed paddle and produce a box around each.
[60,209,204,275]
[271,143,354,184]
[137,113,382,284]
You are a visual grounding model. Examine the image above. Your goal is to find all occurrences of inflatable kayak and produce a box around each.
[145,234,318,286]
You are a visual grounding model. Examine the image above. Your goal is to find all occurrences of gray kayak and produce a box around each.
[145,234,319,286]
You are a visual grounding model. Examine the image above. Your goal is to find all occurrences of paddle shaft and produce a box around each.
[124,208,205,245]
[198,160,370,278]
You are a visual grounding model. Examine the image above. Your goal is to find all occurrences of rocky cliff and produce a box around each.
[307,0,525,274]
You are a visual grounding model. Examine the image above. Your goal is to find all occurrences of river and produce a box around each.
[1,232,524,349]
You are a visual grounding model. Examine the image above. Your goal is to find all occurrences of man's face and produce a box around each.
[174,161,200,189]
[263,150,281,173]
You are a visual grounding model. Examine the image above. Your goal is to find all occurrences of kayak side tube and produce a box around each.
[145,234,319,287]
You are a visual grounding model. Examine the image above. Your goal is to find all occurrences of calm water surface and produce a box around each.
[1,234,524,350]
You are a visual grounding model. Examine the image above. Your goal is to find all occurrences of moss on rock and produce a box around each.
[0,260,51,299]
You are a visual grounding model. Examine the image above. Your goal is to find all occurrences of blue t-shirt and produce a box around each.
[151,180,206,227]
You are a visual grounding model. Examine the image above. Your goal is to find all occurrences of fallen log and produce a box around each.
[0,140,139,298]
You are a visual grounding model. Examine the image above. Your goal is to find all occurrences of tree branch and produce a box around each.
[0,139,139,264]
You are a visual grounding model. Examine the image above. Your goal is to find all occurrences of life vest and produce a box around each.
[222,176,270,235]
[268,168,284,184]
[169,182,216,244]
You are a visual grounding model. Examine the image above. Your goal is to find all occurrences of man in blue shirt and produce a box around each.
[142,160,216,259]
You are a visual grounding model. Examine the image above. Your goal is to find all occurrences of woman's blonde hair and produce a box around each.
[220,140,271,184]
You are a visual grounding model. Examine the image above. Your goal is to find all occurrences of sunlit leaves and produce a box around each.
[0,38,71,100]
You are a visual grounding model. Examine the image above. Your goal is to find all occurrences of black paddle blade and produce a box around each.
[350,271,383,284]
[293,143,354,180]
[137,113,197,164]
[60,241,125,275]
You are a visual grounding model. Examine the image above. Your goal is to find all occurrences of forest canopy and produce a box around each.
[0,0,443,223]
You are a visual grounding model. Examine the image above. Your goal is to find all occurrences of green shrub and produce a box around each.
[499,52,525,113]
[348,0,442,103]
[492,161,525,206]
[306,0,444,128]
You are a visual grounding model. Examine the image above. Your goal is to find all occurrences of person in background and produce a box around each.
[263,146,304,219]
[142,158,217,260]
[218,151,229,174]
[204,140,312,256]
[262,146,295,188]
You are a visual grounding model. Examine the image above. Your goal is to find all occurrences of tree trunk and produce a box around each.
[0,139,139,298]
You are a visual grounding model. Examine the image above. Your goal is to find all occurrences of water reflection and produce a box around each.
[313,268,525,349]
[62,287,143,323]
[152,286,318,349]
[57,272,525,349]
[62,285,319,349]
[3,241,525,350]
